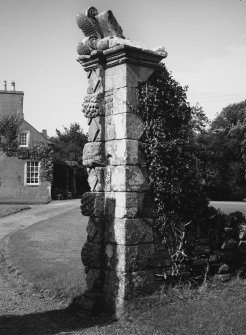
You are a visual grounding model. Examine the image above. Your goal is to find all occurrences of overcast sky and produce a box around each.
[0,0,245,136]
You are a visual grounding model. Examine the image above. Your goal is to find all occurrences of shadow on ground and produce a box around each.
[0,306,113,335]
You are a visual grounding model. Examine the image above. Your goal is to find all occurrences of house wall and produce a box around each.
[19,120,47,146]
[0,154,51,204]
[0,88,51,204]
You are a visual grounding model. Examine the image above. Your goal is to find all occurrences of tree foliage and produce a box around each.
[197,100,246,200]
[49,123,88,163]
[0,114,21,154]
[190,103,210,134]
[137,64,209,272]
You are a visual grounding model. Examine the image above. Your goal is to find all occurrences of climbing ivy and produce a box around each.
[137,64,209,274]
[0,114,54,183]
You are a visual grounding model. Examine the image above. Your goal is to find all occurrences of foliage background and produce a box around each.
[137,64,209,271]
[197,100,246,200]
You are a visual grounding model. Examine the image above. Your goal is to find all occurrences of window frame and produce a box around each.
[24,161,41,186]
[19,131,30,147]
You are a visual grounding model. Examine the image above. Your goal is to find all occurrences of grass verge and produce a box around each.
[83,278,246,335]
[4,207,87,303]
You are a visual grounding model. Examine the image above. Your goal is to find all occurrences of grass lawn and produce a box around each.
[5,207,87,302]
[84,278,246,335]
[0,204,30,218]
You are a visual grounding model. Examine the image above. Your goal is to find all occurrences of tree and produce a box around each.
[49,123,88,163]
[0,114,22,154]
[197,100,246,200]
[190,103,210,134]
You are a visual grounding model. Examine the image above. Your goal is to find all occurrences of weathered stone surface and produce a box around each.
[87,167,111,192]
[105,87,138,117]
[87,217,105,243]
[105,243,155,272]
[106,113,144,141]
[86,269,103,292]
[81,192,105,217]
[104,89,113,115]
[106,139,144,166]
[105,64,130,90]
[153,227,163,244]
[81,242,103,268]
[88,166,149,193]
[111,192,144,218]
[103,269,155,298]
[154,244,171,268]
[105,63,155,90]
[87,67,105,94]
[80,192,96,216]
[88,116,105,142]
[111,166,149,192]
[128,270,155,297]
[108,218,154,245]
[104,191,145,218]
[83,142,106,167]
[141,199,156,218]
[81,191,145,218]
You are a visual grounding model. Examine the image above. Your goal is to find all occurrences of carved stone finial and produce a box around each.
[76,6,124,57]
[76,6,168,62]
[76,8,102,39]
[86,6,99,18]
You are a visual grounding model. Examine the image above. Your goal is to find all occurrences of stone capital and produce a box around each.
[79,44,164,78]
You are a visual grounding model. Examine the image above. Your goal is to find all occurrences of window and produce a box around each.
[25,161,40,185]
[19,132,29,147]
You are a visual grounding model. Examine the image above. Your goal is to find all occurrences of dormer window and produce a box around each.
[19,131,29,147]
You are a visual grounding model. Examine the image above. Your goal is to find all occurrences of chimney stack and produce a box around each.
[42,129,48,138]
[11,81,15,91]
[3,81,7,91]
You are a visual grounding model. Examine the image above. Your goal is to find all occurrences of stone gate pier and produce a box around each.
[77,6,167,315]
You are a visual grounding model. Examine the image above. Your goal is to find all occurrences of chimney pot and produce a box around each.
[11,81,15,91]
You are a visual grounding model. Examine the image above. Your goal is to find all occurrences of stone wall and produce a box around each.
[153,209,246,283]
